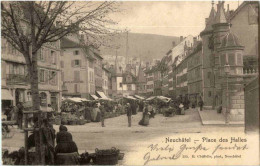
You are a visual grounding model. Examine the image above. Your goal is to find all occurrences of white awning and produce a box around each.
[1,89,13,100]
[146,96,156,101]
[156,96,171,102]
[124,96,136,100]
[96,91,109,99]
[134,95,145,100]
[63,97,88,103]
[80,98,90,102]
[91,95,99,100]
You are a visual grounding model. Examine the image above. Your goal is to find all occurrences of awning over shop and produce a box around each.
[134,95,145,100]
[96,91,108,99]
[91,95,99,100]
[146,96,156,101]
[63,97,89,103]
[124,96,136,100]
[96,91,113,101]
[1,89,13,100]
[156,96,171,102]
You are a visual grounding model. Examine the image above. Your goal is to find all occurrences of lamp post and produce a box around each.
[224,64,230,124]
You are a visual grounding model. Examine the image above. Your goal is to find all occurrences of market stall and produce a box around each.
[134,95,145,100]
[145,96,156,101]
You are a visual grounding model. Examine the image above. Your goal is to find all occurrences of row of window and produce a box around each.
[187,68,201,81]
[38,69,57,85]
[176,74,187,85]
[147,84,154,89]
[220,53,242,66]
[6,63,27,76]
[2,43,21,56]
[188,54,201,69]
[38,48,57,65]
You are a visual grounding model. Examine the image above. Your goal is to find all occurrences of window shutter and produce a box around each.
[45,70,48,83]
[228,54,235,65]
[43,49,46,62]
[79,60,81,67]
[61,72,64,81]
[74,84,78,93]
[49,51,52,64]
[237,54,242,65]
[71,60,74,67]
[38,69,40,82]
[220,54,226,65]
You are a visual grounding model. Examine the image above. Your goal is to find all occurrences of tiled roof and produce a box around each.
[61,37,81,48]
[219,31,243,49]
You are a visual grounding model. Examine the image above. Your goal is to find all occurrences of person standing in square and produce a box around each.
[100,102,106,127]
[126,103,132,127]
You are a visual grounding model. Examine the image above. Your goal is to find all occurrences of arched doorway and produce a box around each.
[15,89,24,105]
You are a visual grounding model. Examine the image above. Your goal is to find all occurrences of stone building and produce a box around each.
[61,35,95,100]
[1,38,62,111]
[169,35,194,97]
[187,41,203,105]
[92,47,104,93]
[136,63,147,96]
[153,66,162,96]
[102,66,111,97]
[199,1,258,123]
[144,67,155,96]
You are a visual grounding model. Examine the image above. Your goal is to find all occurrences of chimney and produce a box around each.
[180,36,183,42]
[172,41,176,48]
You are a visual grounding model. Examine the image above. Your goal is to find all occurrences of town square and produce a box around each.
[1,1,259,165]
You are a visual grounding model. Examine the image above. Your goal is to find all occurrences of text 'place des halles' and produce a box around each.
[1,1,259,165]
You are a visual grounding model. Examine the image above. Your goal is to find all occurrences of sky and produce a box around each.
[111,1,240,37]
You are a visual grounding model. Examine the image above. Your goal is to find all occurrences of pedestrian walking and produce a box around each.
[4,105,12,121]
[100,102,106,127]
[198,97,204,111]
[16,103,24,129]
[126,103,132,127]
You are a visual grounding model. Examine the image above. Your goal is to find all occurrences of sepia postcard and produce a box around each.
[1,0,259,165]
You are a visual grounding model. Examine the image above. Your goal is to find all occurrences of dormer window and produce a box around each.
[74,50,79,55]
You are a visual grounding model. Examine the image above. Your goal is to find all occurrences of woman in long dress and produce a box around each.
[55,125,79,165]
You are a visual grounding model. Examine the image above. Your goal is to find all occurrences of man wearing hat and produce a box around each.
[126,103,132,127]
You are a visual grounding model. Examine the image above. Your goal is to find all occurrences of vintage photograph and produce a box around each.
[1,0,259,165]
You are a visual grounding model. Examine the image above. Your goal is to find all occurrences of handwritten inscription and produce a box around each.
[143,144,208,165]
[143,142,248,165]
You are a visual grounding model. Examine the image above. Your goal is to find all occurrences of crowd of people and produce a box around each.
[27,120,79,165]
[2,95,204,130]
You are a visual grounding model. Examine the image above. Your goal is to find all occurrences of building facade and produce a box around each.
[187,42,203,105]
[198,1,258,122]
[61,36,95,99]
[102,67,111,97]
[136,64,147,96]
[1,38,62,111]
[145,67,155,96]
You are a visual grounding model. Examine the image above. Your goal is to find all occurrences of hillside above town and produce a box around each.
[100,32,179,61]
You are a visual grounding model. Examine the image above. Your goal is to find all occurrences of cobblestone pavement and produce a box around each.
[2,108,247,165]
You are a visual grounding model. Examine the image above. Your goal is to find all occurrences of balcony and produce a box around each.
[243,67,258,75]
[6,74,28,85]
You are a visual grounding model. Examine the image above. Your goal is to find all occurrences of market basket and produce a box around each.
[94,147,119,165]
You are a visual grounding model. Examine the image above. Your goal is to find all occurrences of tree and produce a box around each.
[1,1,120,164]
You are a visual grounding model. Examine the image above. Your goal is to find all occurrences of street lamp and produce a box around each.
[224,63,230,124]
